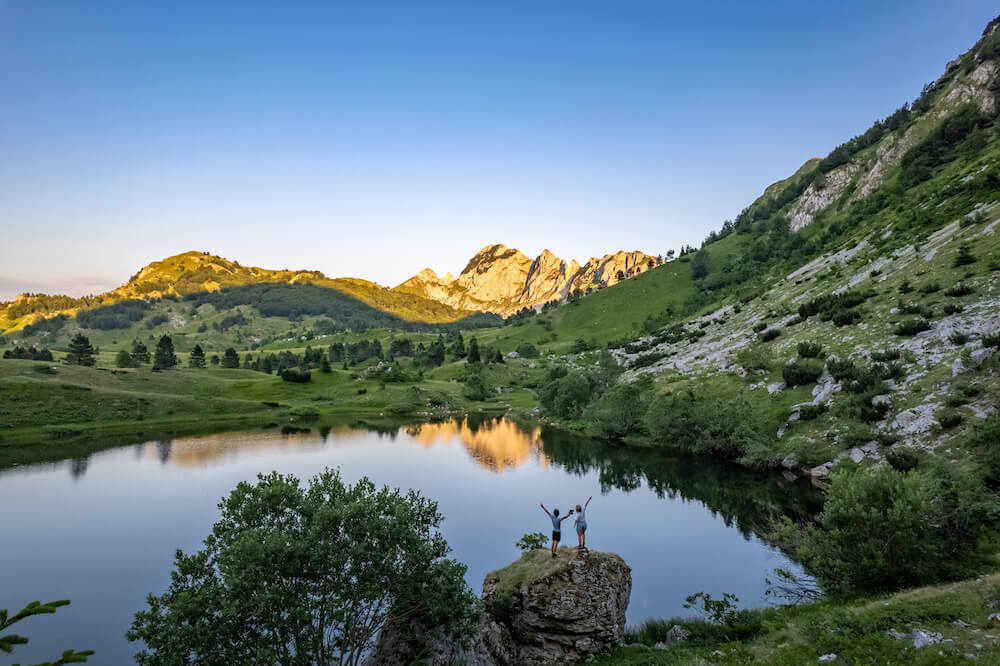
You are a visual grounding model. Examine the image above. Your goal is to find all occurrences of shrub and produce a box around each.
[894,319,932,336]
[797,342,823,358]
[827,358,857,382]
[937,410,963,429]
[752,322,767,332]
[585,383,647,440]
[515,533,548,552]
[515,342,539,358]
[643,392,764,459]
[782,359,824,386]
[918,282,940,294]
[948,331,969,345]
[942,303,964,315]
[759,328,780,342]
[886,448,922,472]
[870,348,900,362]
[898,280,913,294]
[953,243,976,267]
[777,461,993,596]
[280,368,312,383]
[831,308,862,327]
[983,333,1000,348]
[784,315,804,327]
[798,404,827,421]
[944,283,975,297]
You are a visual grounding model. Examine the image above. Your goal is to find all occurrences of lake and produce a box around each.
[1,416,821,663]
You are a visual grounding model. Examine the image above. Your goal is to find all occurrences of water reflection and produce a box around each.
[405,419,548,472]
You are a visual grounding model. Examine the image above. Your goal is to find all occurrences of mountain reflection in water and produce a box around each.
[124,415,819,539]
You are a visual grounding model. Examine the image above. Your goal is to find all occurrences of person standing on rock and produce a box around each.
[541,503,570,558]
[575,496,592,549]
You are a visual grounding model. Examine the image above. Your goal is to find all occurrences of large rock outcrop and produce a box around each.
[369,547,631,665]
[394,244,656,315]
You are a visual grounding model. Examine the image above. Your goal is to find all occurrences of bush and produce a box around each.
[735,345,772,372]
[515,533,548,552]
[280,368,312,383]
[759,328,780,342]
[942,303,964,315]
[886,448,922,472]
[827,358,857,382]
[798,404,827,421]
[953,243,976,267]
[894,319,932,336]
[918,282,940,294]
[831,308,862,327]
[643,392,765,459]
[777,461,995,596]
[782,359,824,386]
[515,342,539,358]
[752,322,767,332]
[944,283,975,297]
[797,342,824,358]
[870,348,900,362]
[585,383,647,440]
[983,333,1000,348]
[937,410,963,429]
[948,331,969,345]
[797,289,872,321]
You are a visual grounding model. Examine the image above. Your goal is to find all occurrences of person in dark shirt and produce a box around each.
[540,503,571,558]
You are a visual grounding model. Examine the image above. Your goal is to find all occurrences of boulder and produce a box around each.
[368,548,631,665]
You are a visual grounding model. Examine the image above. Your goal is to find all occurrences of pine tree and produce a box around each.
[319,353,332,373]
[221,348,240,369]
[189,344,206,368]
[116,349,135,368]
[210,354,220,366]
[467,337,480,363]
[66,333,96,366]
[153,335,178,370]
[131,340,151,365]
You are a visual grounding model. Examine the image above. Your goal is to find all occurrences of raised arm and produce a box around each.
[585,496,592,508]
[540,503,551,516]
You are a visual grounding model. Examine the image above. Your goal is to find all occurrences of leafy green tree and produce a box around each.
[1,599,94,664]
[467,337,480,363]
[65,333,96,367]
[127,470,480,665]
[516,533,548,552]
[210,353,220,366]
[586,383,647,439]
[515,342,538,359]
[463,364,489,401]
[152,335,177,370]
[220,347,240,369]
[189,344,206,368]
[115,349,135,368]
[591,349,622,391]
[448,332,466,359]
[131,340,151,365]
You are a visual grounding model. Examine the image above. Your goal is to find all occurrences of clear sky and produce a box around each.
[1,1,997,300]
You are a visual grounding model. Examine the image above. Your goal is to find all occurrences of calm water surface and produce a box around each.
[1,417,821,663]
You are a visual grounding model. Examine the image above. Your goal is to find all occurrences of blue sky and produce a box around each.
[1,1,997,299]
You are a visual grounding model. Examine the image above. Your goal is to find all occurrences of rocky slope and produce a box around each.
[369,547,631,665]
[394,244,657,315]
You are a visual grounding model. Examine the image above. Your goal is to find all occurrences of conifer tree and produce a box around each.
[210,354,220,366]
[189,344,206,368]
[221,347,240,369]
[66,333,96,366]
[319,353,332,373]
[131,340,151,365]
[116,349,135,368]
[153,335,178,370]
[467,337,480,363]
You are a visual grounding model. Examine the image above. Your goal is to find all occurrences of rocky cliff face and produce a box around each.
[395,244,656,315]
[369,547,632,665]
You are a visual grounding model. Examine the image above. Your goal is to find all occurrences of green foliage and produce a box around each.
[682,592,763,644]
[188,344,206,368]
[280,367,311,383]
[777,461,997,596]
[130,340,150,366]
[538,369,593,419]
[467,336,481,363]
[948,331,970,345]
[644,392,765,459]
[152,335,177,370]
[870,348,900,362]
[886,448,923,472]
[586,383,647,440]
[894,318,932,336]
[127,470,480,664]
[515,532,548,552]
[797,289,872,322]
[953,243,977,267]
[782,359,824,386]
[463,364,489,401]
[735,344,773,372]
[65,333,96,367]
[691,249,710,279]
[2,345,54,361]
[759,328,780,342]
[944,283,975,297]
[220,347,240,368]
[798,404,827,421]
[1,599,94,664]
[115,349,135,368]
[796,342,823,358]
[515,342,539,358]
[900,104,987,186]
[937,409,964,429]
[918,281,941,294]
[75,299,152,330]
